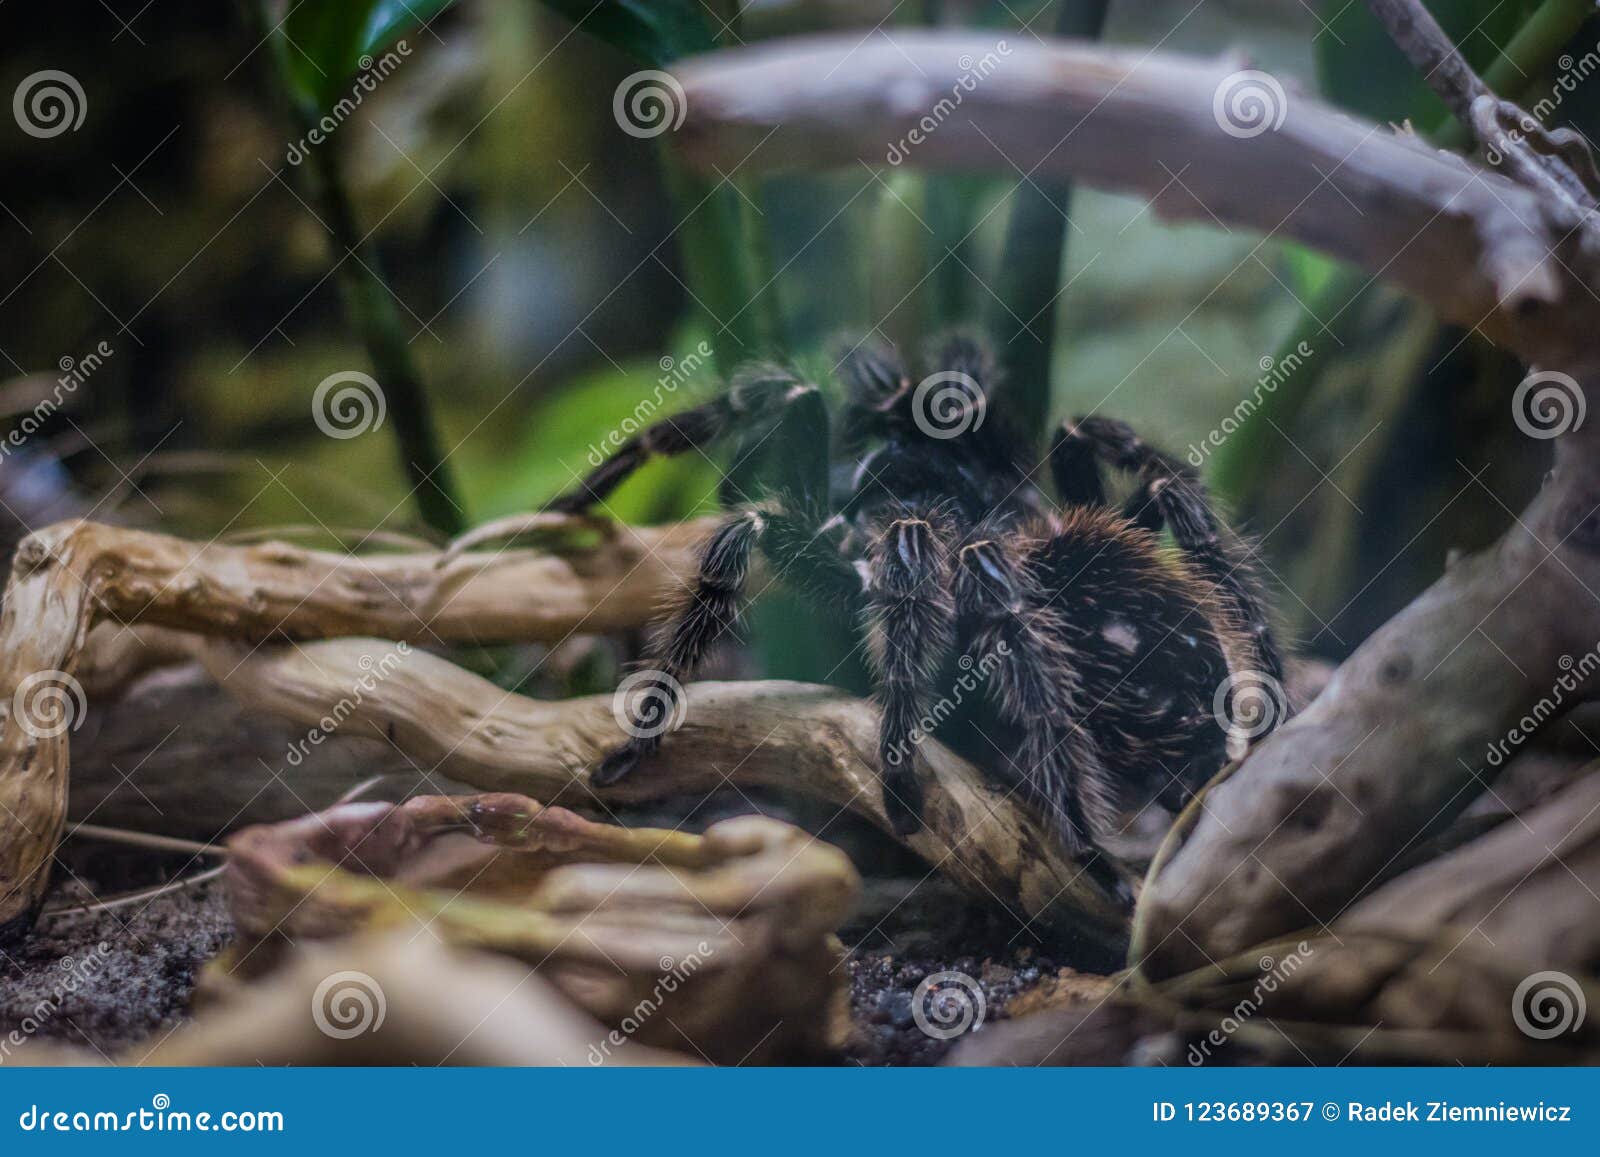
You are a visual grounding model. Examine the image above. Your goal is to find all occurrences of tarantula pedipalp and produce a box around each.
[547,333,1285,862]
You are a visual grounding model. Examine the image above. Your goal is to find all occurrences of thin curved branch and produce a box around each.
[1364,0,1493,127]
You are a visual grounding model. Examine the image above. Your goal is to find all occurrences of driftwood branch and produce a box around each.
[0,516,712,937]
[1342,759,1600,973]
[194,637,1129,955]
[216,795,857,1063]
[955,767,1600,1066]
[673,31,1600,373]
[67,661,426,837]
[8,516,714,645]
[0,516,1126,950]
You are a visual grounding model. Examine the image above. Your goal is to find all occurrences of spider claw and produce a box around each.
[881,776,926,837]
[1083,851,1137,912]
[592,743,644,787]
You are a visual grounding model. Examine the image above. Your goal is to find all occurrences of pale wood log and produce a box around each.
[673,32,1600,374]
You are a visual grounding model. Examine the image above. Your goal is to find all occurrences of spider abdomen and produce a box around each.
[1028,509,1235,813]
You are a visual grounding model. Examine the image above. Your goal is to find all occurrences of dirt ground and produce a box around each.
[0,802,1110,1066]
[0,848,232,1063]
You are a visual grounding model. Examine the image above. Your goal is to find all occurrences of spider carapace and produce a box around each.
[548,332,1285,867]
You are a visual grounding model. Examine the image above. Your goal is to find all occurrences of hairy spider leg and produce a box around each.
[544,367,813,515]
[593,504,861,786]
[951,527,1118,857]
[593,510,764,786]
[861,510,959,835]
[1047,420,1109,508]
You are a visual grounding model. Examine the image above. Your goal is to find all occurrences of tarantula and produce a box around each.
[546,333,1285,862]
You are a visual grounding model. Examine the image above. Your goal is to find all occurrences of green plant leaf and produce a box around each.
[277,0,455,112]
[360,1,457,57]
[1281,242,1339,300]
[531,1,717,66]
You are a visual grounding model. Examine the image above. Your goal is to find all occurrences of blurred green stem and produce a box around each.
[1207,267,1365,500]
[248,0,466,535]
[868,169,932,354]
[989,0,1112,445]
[302,137,467,535]
[660,152,783,373]
[1449,0,1596,141]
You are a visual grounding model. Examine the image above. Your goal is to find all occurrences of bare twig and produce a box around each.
[1364,0,1599,210]
[1363,0,1493,126]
